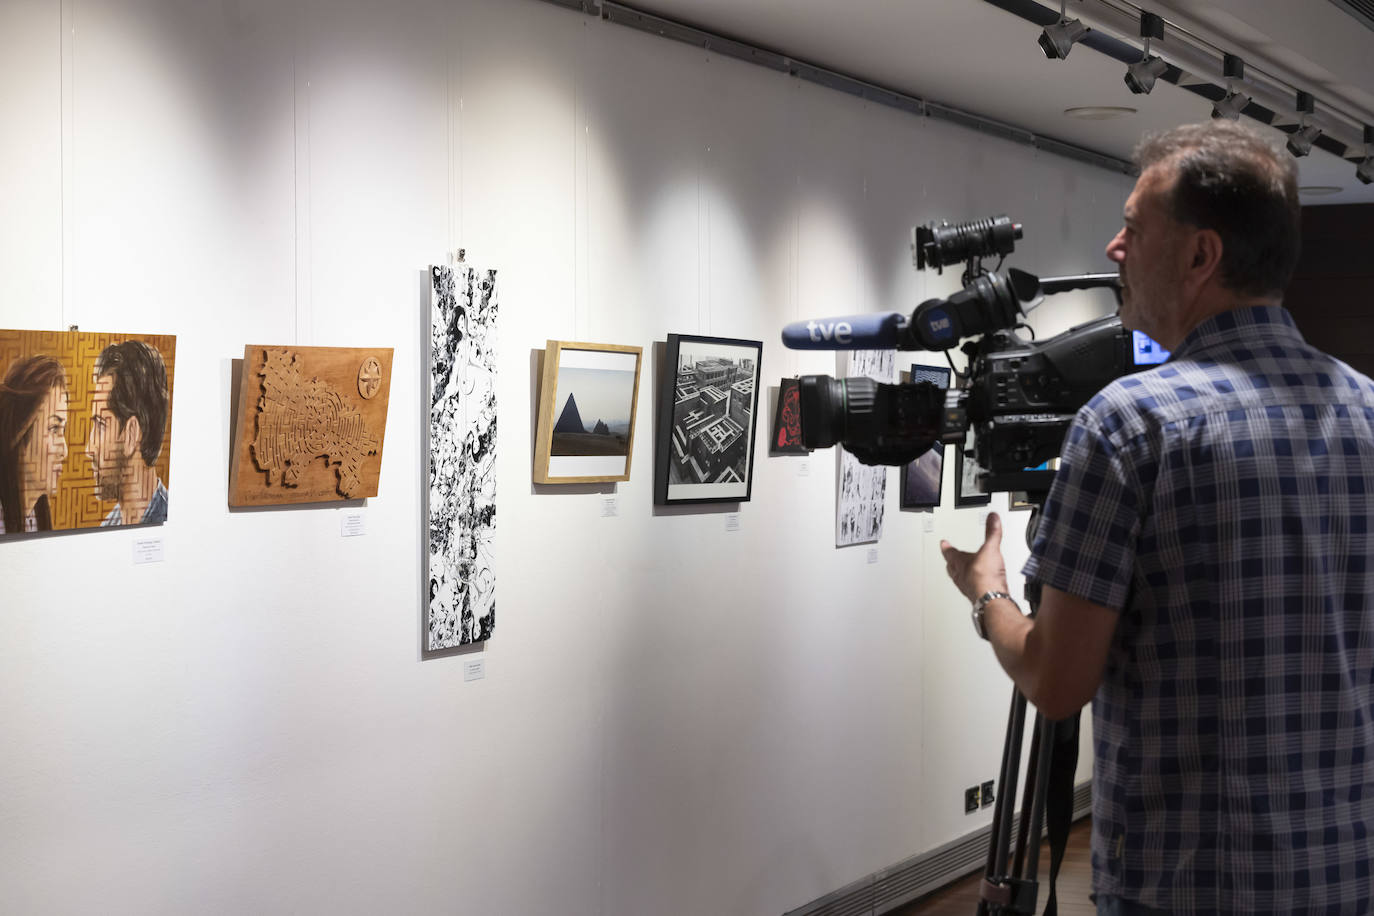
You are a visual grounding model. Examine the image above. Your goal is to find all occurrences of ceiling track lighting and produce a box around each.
[1287,91,1322,158]
[1003,1,1374,165]
[1357,126,1374,185]
[1210,54,1252,120]
[1039,0,1089,60]
[1123,12,1167,94]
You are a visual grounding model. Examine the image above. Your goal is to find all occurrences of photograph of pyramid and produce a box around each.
[534,341,643,484]
[550,367,635,457]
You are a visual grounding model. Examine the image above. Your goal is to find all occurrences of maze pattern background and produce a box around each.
[0,329,176,531]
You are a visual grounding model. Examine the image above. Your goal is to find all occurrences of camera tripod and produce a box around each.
[974,473,1081,916]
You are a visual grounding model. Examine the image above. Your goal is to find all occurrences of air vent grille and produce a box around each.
[1328,0,1374,31]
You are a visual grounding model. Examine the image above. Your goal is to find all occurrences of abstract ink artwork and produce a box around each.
[899,364,951,510]
[953,443,991,508]
[1,328,176,537]
[229,346,393,506]
[426,264,498,651]
[769,377,807,455]
[654,334,763,505]
[533,341,642,484]
[835,348,893,546]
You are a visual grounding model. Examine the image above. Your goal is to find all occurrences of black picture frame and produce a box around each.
[953,444,992,508]
[654,333,763,505]
[899,364,951,510]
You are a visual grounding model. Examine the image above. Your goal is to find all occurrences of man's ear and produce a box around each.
[121,415,142,459]
[1190,228,1224,279]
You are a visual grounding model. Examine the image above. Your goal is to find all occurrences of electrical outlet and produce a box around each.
[964,786,980,813]
[981,780,995,807]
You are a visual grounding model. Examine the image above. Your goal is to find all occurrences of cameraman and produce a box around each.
[940,119,1374,914]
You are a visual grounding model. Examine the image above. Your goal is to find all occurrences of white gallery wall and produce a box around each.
[0,1,1134,913]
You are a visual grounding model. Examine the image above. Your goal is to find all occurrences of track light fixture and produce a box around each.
[1286,92,1321,158]
[1124,13,1167,94]
[1210,55,1250,120]
[1039,0,1088,60]
[1288,124,1322,157]
[1125,56,1167,94]
[1357,126,1374,185]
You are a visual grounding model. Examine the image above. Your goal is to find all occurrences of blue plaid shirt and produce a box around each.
[1024,306,1374,913]
[101,479,169,526]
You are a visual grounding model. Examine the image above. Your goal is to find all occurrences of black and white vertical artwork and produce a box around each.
[426,263,497,651]
[835,349,894,547]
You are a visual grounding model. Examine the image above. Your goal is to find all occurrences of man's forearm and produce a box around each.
[982,595,1041,702]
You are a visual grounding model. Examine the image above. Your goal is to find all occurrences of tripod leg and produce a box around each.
[1011,713,1043,879]
[1024,717,1057,884]
[979,685,1028,914]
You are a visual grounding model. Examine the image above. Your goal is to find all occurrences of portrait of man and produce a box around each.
[88,340,171,526]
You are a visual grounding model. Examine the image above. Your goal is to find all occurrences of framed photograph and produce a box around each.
[898,364,951,510]
[769,377,807,455]
[655,334,762,505]
[534,340,643,484]
[953,444,991,508]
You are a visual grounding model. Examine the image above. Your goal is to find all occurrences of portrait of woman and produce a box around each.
[0,355,70,535]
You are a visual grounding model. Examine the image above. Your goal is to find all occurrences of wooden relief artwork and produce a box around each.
[229,345,394,507]
[0,328,176,536]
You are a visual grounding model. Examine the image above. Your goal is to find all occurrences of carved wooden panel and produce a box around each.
[229,345,393,507]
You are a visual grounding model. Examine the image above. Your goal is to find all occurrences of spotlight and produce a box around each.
[1125,56,1168,94]
[1287,124,1322,157]
[1039,18,1088,59]
[1210,55,1250,120]
[1287,91,1319,158]
[1357,157,1374,185]
[1039,2,1088,59]
[1357,126,1374,185]
[1124,13,1167,94]
[1211,88,1251,120]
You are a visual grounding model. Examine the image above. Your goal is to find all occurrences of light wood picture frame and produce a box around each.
[533,340,643,484]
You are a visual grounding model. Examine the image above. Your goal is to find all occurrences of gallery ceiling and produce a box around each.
[617,0,1374,204]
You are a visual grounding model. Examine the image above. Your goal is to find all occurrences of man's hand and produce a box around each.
[939,512,1011,602]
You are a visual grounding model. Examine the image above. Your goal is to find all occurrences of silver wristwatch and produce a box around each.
[970,590,1015,640]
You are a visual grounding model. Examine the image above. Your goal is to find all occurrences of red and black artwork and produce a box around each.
[770,377,807,455]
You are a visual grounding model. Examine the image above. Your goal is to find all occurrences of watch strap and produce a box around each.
[970,590,1015,640]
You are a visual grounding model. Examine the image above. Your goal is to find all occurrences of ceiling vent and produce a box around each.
[1328,0,1374,31]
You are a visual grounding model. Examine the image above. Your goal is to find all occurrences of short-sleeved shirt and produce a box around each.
[101,479,169,526]
[1023,306,1374,913]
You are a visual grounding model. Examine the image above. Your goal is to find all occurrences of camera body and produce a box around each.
[785,215,1161,496]
[957,314,1140,479]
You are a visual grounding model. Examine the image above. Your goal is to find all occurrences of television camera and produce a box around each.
[780,214,1167,498]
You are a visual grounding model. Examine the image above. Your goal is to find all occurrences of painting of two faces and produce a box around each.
[0,328,175,537]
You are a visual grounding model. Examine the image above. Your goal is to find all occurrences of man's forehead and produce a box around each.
[1126,165,1174,212]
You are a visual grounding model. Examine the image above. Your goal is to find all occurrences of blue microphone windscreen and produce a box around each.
[781,312,905,350]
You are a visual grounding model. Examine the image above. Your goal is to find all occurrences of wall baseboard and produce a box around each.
[782,781,1091,916]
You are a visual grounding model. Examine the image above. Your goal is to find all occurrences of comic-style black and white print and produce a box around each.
[426,264,497,650]
[836,349,894,546]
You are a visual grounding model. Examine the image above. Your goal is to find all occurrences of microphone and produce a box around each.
[781,312,910,350]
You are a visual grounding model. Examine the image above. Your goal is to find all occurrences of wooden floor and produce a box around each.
[892,818,1094,916]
